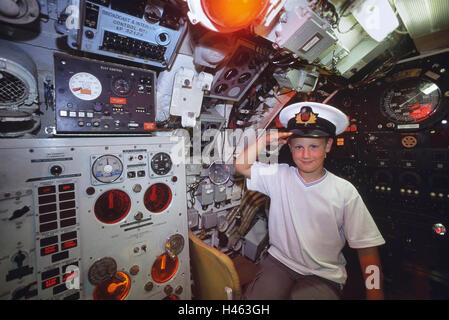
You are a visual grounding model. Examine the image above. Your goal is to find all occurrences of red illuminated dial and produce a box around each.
[144,183,172,213]
[94,189,131,223]
[380,78,441,124]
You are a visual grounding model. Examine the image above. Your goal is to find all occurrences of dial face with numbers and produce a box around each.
[151,152,172,175]
[380,78,442,124]
[69,72,102,101]
[92,155,123,183]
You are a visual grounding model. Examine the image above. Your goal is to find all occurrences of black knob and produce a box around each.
[14,251,26,268]
[50,165,63,176]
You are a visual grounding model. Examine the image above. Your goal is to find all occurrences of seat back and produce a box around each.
[188,230,241,300]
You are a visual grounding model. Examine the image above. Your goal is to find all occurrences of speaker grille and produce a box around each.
[0,71,27,105]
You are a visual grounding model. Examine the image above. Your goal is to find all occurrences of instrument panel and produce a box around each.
[53,53,157,135]
[0,136,190,300]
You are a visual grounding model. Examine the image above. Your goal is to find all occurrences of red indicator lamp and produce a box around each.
[187,0,270,33]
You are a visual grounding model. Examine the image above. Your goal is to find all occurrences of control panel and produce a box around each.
[0,136,190,300]
[53,53,157,135]
[68,0,187,69]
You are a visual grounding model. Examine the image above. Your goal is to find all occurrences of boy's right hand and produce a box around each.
[264,131,293,146]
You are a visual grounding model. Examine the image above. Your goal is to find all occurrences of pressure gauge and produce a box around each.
[92,155,123,183]
[111,77,133,97]
[380,77,442,126]
[208,161,231,185]
[151,152,172,175]
[69,72,102,101]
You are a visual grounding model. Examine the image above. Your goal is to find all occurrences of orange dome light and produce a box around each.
[187,0,270,33]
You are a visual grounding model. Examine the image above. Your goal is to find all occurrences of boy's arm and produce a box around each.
[357,246,385,300]
[233,131,292,178]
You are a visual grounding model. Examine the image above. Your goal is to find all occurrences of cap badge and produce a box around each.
[295,106,318,124]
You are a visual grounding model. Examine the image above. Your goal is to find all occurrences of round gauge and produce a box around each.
[92,155,123,183]
[69,72,102,101]
[88,257,117,285]
[380,78,442,125]
[144,183,172,213]
[208,161,231,185]
[111,77,133,97]
[151,253,178,283]
[94,189,131,223]
[151,152,172,175]
[93,271,131,300]
[165,234,185,258]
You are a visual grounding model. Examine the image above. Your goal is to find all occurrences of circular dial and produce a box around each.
[93,271,131,300]
[92,155,123,183]
[94,189,131,223]
[111,77,132,97]
[144,183,172,213]
[151,253,178,283]
[208,161,231,185]
[165,234,185,258]
[88,257,117,285]
[380,78,442,124]
[151,152,172,175]
[69,72,102,101]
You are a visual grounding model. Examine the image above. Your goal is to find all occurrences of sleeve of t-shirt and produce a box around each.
[343,189,386,249]
[246,162,280,197]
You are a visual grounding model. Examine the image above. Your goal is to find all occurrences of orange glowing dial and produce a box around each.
[93,271,131,300]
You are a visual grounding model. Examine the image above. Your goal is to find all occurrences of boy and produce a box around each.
[234,102,385,300]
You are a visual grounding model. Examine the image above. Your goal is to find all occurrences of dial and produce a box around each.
[111,77,132,97]
[151,152,172,175]
[94,189,131,223]
[380,78,442,125]
[69,72,102,101]
[208,161,231,185]
[88,257,117,285]
[165,234,185,258]
[144,183,172,213]
[92,155,123,183]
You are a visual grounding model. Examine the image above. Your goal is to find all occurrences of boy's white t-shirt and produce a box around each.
[247,162,385,284]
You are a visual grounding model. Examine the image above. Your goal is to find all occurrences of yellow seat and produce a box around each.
[188,230,242,300]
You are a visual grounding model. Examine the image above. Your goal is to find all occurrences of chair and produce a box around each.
[188,230,242,300]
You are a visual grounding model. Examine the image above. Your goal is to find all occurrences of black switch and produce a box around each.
[9,206,30,221]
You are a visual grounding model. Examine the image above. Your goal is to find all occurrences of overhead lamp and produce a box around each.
[186,0,270,33]
[351,0,399,42]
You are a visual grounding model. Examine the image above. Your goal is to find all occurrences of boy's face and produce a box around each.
[288,136,333,177]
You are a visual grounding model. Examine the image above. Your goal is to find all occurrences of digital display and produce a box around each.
[42,277,60,290]
[59,183,75,192]
[41,245,58,256]
[38,186,56,195]
[62,240,78,250]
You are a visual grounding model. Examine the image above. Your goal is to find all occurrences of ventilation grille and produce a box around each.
[395,0,449,38]
[0,71,27,105]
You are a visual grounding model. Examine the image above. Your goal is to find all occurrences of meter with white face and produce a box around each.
[69,72,102,101]
[92,155,123,183]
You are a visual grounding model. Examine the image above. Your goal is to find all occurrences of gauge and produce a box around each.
[94,189,131,223]
[92,155,123,183]
[165,234,185,258]
[88,257,117,285]
[208,161,231,185]
[380,78,442,125]
[93,271,131,300]
[151,152,172,175]
[151,253,178,283]
[111,77,133,97]
[144,183,172,213]
[69,72,102,101]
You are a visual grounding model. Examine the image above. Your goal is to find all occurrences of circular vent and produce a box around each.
[0,71,27,105]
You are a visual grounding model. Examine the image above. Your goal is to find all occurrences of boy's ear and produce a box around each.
[325,137,333,153]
